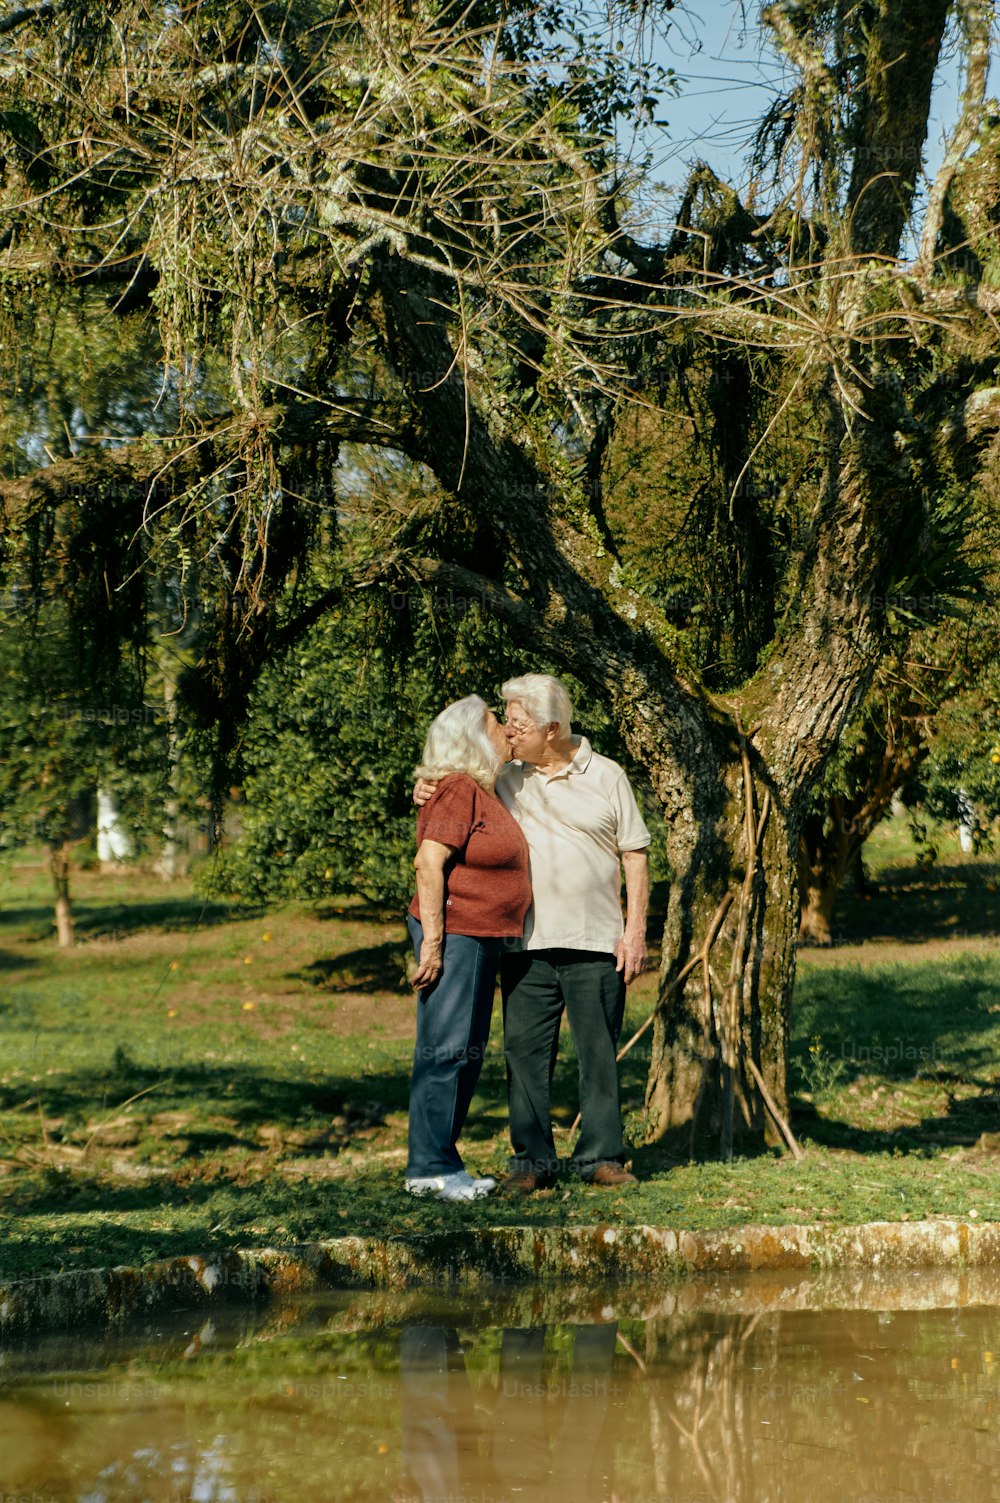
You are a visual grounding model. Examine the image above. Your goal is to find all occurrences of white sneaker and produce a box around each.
[405,1170,496,1201]
[455,1170,496,1194]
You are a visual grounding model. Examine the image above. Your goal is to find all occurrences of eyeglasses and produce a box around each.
[503,716,535,735]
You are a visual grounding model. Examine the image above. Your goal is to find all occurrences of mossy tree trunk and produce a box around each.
[646,745,799,1152]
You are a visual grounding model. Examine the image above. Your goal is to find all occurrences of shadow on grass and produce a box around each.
[297,940,411,994]
[830,861,1000,945]
[0,1052,513,1279]
[791,947,1000,1155]
[75,898,268,938]
[0,1049,687,1282]
[0,897,267,941]
[0,1060,411,1130]
[794,1089,1000,1153]
[313,901,402,924]
[793,952,1000,1086]
[0,947,38,971]
[0,1008,650,1181]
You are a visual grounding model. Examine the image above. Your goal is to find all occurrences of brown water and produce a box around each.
[1,1273,998,1501]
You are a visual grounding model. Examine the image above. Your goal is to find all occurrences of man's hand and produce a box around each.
[413,777,439,807]
[615,930,647,985]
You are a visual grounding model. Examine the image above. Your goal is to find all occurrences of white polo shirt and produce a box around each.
[496,736,651,954]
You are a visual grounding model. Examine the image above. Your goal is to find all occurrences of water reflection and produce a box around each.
[401,1321,622,1502]
[0,1277,997,1502]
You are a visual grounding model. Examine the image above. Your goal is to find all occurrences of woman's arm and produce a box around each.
[412,838,455,986]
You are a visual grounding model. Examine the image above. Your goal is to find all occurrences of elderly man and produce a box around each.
[416,673,650,1191]
[495,674,649,1191]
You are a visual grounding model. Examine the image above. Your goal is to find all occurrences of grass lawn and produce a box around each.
[1,818,999,1283]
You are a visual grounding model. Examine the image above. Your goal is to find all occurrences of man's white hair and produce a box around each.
[415,694,504,791]
[502,674,573,738]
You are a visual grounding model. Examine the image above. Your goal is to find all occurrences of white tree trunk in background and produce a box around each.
[957,789,976,853]
[154,657,183,879]
[97,787,133,864]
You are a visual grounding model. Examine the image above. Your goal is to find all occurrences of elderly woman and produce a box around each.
[405,695,531,1201]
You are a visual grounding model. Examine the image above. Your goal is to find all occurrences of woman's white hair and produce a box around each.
[415,694,503,791]
[501,674,573,738]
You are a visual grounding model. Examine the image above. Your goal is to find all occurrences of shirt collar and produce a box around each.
[524,734,592,780]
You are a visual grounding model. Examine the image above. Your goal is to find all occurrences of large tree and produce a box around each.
[1,0,998,1153]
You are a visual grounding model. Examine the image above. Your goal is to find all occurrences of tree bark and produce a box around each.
[797,807,861,947]
[48,840,74,948]
[797,741,928,945]
[845,0,953,260]
[645,735,798,1154]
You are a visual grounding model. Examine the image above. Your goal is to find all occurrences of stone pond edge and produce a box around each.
[2,1219,999,1336]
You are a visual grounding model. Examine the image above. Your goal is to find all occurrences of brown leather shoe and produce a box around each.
[499,1169,557,1195]
[586,1164,638,1188]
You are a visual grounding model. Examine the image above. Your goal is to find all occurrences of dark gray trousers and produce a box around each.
[501,949,626,1178]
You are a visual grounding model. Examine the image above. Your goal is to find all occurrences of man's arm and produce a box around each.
[413,777,439,807]
[616,850,649,985]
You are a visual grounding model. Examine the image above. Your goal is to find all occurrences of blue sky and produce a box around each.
[641,1,976,201]
[650,2,788,190]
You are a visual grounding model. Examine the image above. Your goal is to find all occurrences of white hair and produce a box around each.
[501,674,573,738]
[415,694,504,791]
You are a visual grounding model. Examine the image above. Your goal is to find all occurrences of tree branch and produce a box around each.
[0,2,59,37]
[843,0,953,260]
[271,584,345,656]
[362,257,746,829]
[0,402,399,520]
[918,0,993,276]
[740,367,914,799]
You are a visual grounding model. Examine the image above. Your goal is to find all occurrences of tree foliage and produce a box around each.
[208,582,517,908]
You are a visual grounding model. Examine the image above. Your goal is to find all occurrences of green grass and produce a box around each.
[1,819,999,1283]
[831,815,1000,944]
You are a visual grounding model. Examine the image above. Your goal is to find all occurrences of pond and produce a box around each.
[0,1272,997,1501]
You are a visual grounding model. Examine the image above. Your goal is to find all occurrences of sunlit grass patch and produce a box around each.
[0,835,998,1282]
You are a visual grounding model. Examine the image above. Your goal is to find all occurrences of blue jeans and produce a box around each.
[405,915,504,1178]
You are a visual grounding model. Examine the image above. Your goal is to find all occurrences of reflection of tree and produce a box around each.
[633,1306,990,1503]
[639,1313,765,1503]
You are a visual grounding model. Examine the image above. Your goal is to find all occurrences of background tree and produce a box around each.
[0,288,215,931]
[0,591,165,944]
[795,508,997,944]
[210,575,515,910]
[912,647,1000,841]
[1,1,998,1153]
